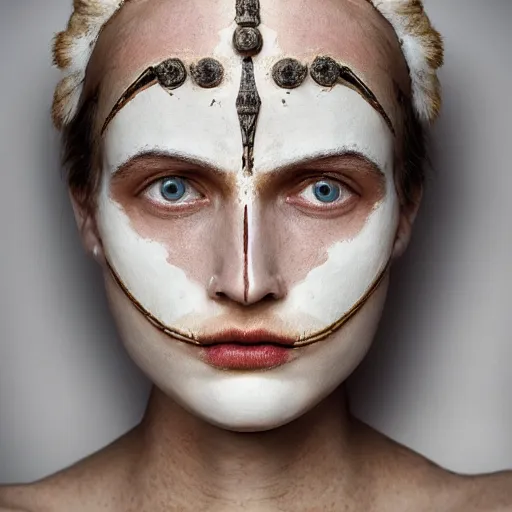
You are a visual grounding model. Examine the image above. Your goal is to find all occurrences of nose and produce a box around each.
[207,203,286,305]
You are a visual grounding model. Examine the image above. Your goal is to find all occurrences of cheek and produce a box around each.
[273,190,386,286]
[116,198,230,286]
[278,184,400,333]
[95,180,225,329]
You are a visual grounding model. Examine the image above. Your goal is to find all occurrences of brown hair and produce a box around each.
[61,90,101,211]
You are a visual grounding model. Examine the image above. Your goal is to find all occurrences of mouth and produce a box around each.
[199,329,297,370]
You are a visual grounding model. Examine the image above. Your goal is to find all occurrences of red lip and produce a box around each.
[198,329,297,370]
[202,343,291,370]
[199,328,297,347]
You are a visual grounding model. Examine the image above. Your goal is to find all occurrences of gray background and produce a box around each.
[0,0,511,484]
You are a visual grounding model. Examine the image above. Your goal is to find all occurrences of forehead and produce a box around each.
[88,0,409,124]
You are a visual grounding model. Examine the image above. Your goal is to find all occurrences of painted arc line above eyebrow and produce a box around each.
[338,65,395,136]
[101,67,158,135]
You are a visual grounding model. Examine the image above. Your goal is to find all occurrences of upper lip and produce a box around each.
[198,328,297,347]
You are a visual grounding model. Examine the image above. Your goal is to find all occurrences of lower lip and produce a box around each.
[203,344,291,370]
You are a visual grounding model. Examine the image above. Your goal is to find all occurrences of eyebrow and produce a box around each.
[111,149,385,182]
[272,150,384,174]
[110,150,229,181]
[260,151,386,190]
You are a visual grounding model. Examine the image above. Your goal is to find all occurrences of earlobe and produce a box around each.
[68,189,105,264]
[392,192,422,259]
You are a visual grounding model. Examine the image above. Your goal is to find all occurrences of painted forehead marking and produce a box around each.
[233,0,262,177]
[101,56,225,134]
[101,0,395,139]
[309,56,395,135]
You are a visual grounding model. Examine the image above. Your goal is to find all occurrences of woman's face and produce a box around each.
[84,0,413,431]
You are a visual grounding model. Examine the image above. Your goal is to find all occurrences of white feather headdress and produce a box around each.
[52,0,444,129]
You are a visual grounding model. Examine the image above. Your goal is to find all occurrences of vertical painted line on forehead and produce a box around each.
[234,0,262,177]
[236,58,261,176]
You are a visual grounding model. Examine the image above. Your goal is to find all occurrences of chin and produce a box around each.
[174,374,324,433]
[104,271,390,431]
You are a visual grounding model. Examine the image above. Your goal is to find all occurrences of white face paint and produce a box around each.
[96,23,400,430]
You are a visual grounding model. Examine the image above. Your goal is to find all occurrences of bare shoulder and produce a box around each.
[0,485,35,512]
[450,470,512,512]
[390,446,512,511]
[353,420,512,512]
[390,445,512,511]
[0,429,141,512]
[0,475,94,512]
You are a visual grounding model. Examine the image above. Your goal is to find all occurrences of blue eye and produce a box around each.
[161,177,186,201]
[313,180,341,203]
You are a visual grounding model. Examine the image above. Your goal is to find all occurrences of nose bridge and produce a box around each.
[209,195,284,305]
[245,198,282,301]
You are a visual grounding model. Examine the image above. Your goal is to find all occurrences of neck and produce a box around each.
[130,385,365,511]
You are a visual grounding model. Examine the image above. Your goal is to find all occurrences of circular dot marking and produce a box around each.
[310,56,340,87]
[272,58,308,89]
[190,58,224,88]
[154,58,187,89]
[233,26,263,55]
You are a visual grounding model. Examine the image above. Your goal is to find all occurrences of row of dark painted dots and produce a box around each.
[153,55,357,91]
[273,56,348,89]
[154,58,224,90]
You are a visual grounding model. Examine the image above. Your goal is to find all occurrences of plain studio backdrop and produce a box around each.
[0,0,511,484]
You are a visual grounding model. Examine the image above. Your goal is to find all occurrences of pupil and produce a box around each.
[161,178,185,201]
[313,180,340,203]
[319,184,331,196]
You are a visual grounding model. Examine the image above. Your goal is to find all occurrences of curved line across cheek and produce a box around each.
[104,253,391,348]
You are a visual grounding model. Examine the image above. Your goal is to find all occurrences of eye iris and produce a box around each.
[313,181,340,203]
[161,178,186,201]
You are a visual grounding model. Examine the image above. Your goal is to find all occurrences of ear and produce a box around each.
[392,189,422,259]
[69,190,105,265]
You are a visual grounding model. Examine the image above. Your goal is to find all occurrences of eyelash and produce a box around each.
[297,177,354,205]
[140,174,357,213]
[143,176,204,207]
